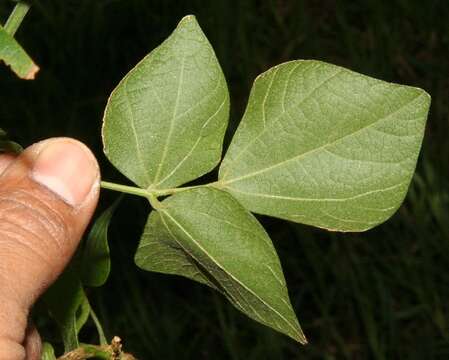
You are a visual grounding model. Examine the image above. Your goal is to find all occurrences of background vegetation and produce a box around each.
[1,1,448,359]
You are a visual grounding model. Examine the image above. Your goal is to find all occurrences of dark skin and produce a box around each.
[0,138,100,359]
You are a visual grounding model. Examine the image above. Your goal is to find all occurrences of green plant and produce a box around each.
[1,3,431,359]
[0,1,37,79]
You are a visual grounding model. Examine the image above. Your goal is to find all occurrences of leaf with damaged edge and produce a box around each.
[219,60,430,231]
[0,25,38,79]
[135,187,306,343]
[102,15,229,190]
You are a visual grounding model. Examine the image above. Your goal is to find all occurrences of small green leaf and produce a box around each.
[219,60,430,231]
[81,196,121,287]
[41,342,56,360]
[43,266,90,352]
[0,128,22,153]
[135,187,306,343]
[0,24,38,79]
[102,15,229,190]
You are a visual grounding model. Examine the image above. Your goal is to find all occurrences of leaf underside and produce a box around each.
[0,25,38,79]
[219,60,430,231]
[135,187,306,344]
[102,14,431,346]
[102,15,229,190]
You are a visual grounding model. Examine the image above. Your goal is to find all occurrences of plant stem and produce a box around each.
[57,337,136,360]
[152,183,216,196]
[100,180,221,199]
[4,1,31,36]
[100,181,150,199]
[90,306,108,346]
[57,344,110,360]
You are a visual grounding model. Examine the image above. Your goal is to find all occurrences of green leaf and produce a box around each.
[0,128,22,153]
[135,205,218,289]
[41,343,56,360]
[81,196,121,287]
[0,24,38,79]
[135,187,306,343]
[102,15,229,190]
[219,60,430,231]
[43,266,90,352]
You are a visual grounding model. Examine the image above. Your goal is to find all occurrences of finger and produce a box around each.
[23,324,41,360]
[0,153,16,175]
[0,138,100,359]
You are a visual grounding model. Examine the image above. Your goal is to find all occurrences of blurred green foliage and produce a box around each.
[1,0,448,359]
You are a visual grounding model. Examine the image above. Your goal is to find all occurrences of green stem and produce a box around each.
[153,183,216,196]
[100,180,220,198]
[4,1,31,36]
[90,306,108,346]
[100,181,150,199]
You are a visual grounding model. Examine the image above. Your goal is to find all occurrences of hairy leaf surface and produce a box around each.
[102,15,229,189]
[135,187,306,343]
[219,60,430,231]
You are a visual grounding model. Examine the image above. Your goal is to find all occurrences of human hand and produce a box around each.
[0,138,100,360]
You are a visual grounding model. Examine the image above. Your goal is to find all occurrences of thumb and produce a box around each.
[0,138,100,359]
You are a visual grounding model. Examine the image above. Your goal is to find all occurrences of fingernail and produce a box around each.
[32,140,99,206]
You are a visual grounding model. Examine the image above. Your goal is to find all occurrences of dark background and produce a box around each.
[1,1,449,359]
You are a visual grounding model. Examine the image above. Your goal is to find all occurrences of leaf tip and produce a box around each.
[296,331,308,345]
[177,14,204,35]
[179,14,198,26]
[287,321,308,345]
[23,63,39,80]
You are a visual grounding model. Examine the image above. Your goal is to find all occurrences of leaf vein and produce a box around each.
[261,67,279,128]
[153,95,227,188]
[226,181,407,203]
[124,77,151,185]
[161,209,301,337]
[152,56,186,185]
[224,92,424,185]
[221,67,343,179]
